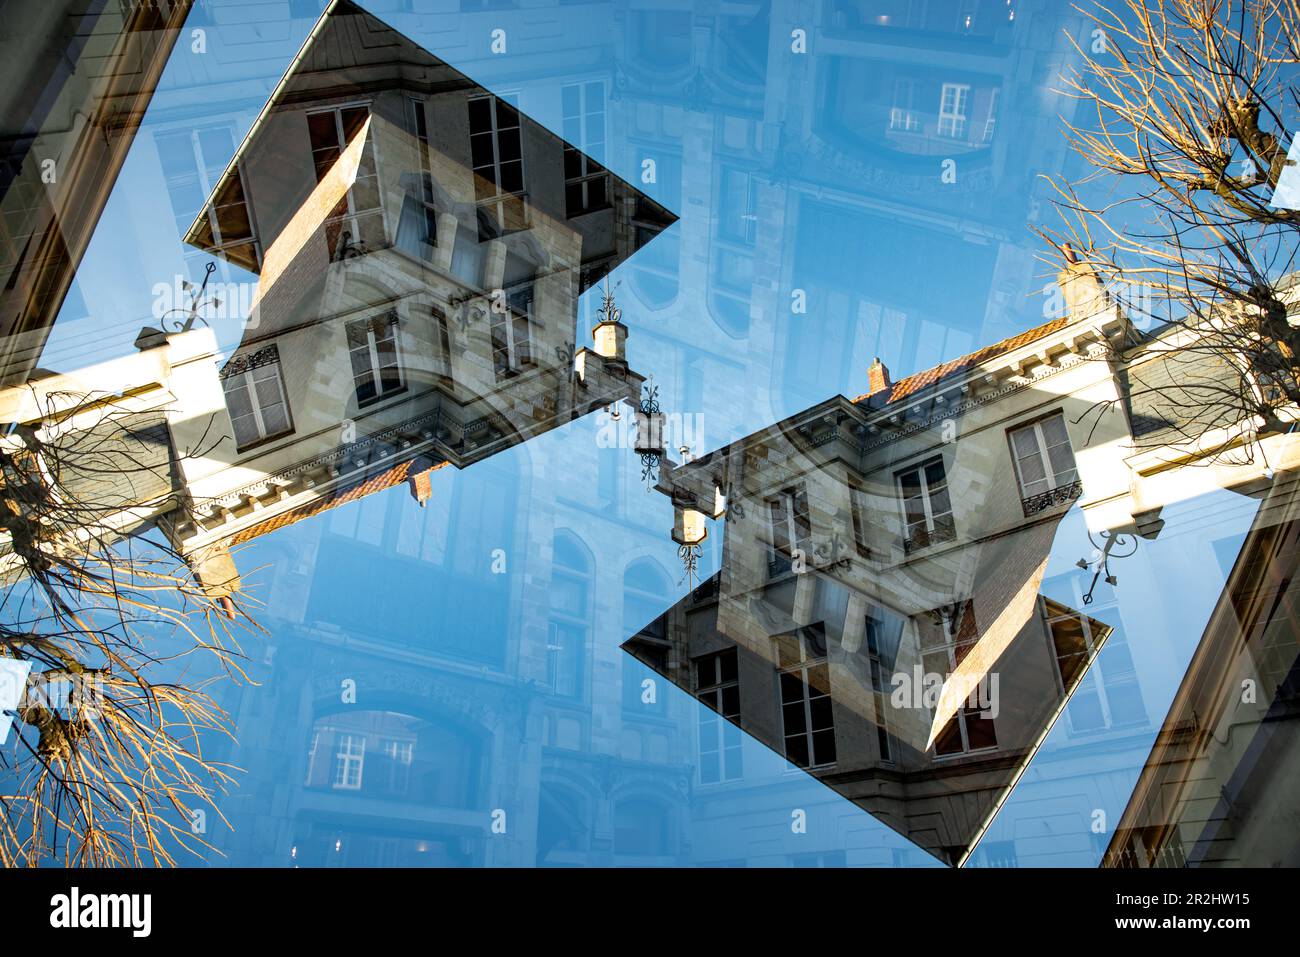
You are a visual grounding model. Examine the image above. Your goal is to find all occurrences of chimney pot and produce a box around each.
[867,357,892,396]
[408,468,433,507]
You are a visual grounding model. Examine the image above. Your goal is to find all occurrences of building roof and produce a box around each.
[851,315,1073,406]
[229,458,447,545]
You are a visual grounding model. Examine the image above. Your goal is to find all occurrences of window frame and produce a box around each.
[561,80,610,218]
[332,731,365,791]
[1007,411,1080,506]
[403,95,440,254]
[922,602,999,758]
[693,649,743,784]
[938,82,970,139]
[767,484,812,573]
[774,626,837,770]
[896,456,955,551]
[220,345,293,451]
[346,312,406,407]
[305,101,385,257]
[468,94,529,239]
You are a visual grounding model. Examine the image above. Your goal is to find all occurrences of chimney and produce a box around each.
[866,357,892,397]
[1058,243,1111,321]
[408,467,433,507]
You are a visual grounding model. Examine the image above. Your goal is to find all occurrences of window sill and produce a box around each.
[233,428,295,456]
[355,385,409,411]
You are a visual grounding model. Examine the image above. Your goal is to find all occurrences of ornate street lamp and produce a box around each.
[162,261,221,332]
[1075,529,1138,604]
[634,381,666,484]
[672,502,708,588]
[591,279,628,365]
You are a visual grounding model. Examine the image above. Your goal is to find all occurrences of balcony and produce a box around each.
[1021,479,1083,518]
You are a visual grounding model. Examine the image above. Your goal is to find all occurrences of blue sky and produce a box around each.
[22,0,1267,867]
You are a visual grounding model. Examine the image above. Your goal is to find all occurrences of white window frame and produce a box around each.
[694,650,743,784]
[864,612,894,763]
[718,166,758,244]
[938,83,970,139]
[222,349,292,450]
[922,602,998,757]
[896,457,954,548]
[1008,412,1079,500]
[304,730,319,785]
[768,485,810,565]
[490,300,532,377]
[346,313,405,405]
[157,123,258,274]
[404,95,439,251]
[1042,581,1141,736]
[469,94,527,235]
[981,88,999,144]
[889,78,920,132]
[561,80,608,217]
[775,630,836,770]
[332,732,365,790]
[306,101,385,253]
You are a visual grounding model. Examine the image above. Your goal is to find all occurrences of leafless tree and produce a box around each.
[0,388,254,866]
[1040,0,1300,462]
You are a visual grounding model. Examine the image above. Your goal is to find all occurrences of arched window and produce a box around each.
[622,560,672,714]
[536,784,589,866]
[613,798,671,858]
[547,531,592,698]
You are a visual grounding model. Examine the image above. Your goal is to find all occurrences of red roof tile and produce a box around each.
[851,316,1073,406]
[229,458,448,545]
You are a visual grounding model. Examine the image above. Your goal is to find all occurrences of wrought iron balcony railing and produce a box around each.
[1021,479,1083,518]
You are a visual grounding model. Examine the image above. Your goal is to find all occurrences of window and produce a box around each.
[332,732,365,790]
[562,82,609,217]
[491,258,535,378]
[396,97,438,259]
[695,650,742,782]
[546,622,585,698]
[306,104,384,258]
[718,167,758,245]
[1044,596,1144,733]
[775,625,836,769]
[547,533,590,698]
[346,313,404,406]
[630,148,681,309]
[938,83,970,139]
[981,88,999,145]
[888,78,920,133]
[468,96,527,239]
[768,485,811,573]
[897,457,954,551]
[381,738,413,795]
[432,306,453,382]
[848,479,871,556]
[865,613,895,762]
[304,731,319,785]
[155,125,257,278]
[623,561,671,715]
[1009,412,1079,513]
[221,346,292,449]
[922,601,998,756]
